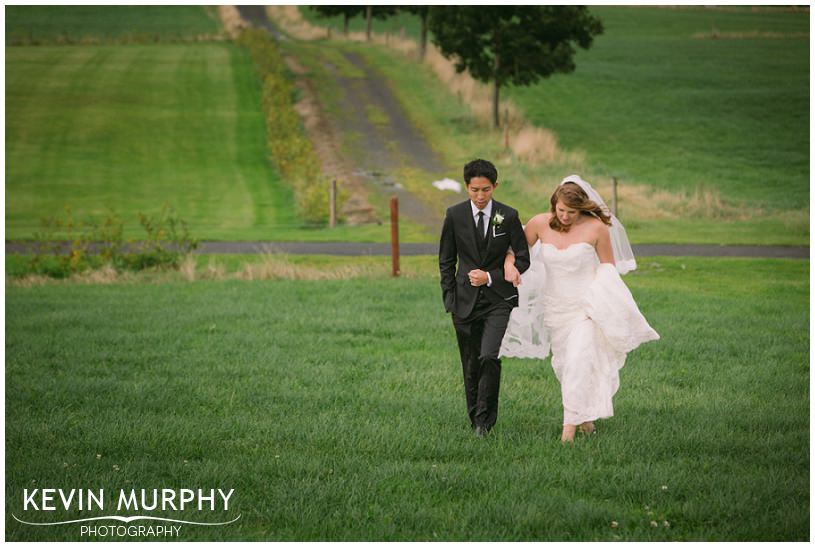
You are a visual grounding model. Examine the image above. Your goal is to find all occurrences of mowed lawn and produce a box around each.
[5,257,808,540]
[5,42,306,241]
[5,5,221,44]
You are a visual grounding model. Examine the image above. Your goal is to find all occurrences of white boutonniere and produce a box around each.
[491,211,505,237]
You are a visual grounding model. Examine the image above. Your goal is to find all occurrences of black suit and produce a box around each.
[439,199,530,431]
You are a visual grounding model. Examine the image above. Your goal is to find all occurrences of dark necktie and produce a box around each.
[476,211,487,252]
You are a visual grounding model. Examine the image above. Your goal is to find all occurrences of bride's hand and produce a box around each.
[504,263,522,287]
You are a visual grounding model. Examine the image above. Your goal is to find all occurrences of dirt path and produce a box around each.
[318,49,457,231]
[238,7,458,232]
[332,51,445,175]
[237,5,286,40]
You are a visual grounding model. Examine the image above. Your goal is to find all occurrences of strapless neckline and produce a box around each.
[542,241,594,252]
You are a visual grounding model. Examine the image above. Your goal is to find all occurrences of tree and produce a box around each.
[400,6,430,61]
[364,6,398,42]
[309,6,364,36]
[428,6,603,128]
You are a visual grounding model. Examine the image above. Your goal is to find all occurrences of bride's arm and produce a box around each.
[524,215,544,248]
[504,216,542,286]
[596,223,616,266]
[504,248,520,286]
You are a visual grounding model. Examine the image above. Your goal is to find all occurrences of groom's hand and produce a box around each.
[468,269,489,287]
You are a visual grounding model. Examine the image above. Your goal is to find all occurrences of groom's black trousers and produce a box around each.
[452,292,512,431]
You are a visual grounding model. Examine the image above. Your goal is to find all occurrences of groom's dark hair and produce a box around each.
[463,159,498,185]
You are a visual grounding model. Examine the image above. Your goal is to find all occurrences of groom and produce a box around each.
[439,159,530,437]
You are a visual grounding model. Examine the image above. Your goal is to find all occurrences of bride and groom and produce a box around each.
[438,159,659,442]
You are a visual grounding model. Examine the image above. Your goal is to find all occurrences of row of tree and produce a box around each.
[309,6,603,128]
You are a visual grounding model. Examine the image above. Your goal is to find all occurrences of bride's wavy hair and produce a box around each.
[549,182,612,232]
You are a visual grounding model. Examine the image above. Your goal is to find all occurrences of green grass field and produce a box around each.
[5,257,808,540]
[505,6,809,211]
[5,7,432,243]
[295,6,809,246]
[4,42,429,244]
[5,6,809,246]
[5,5,222,44]
[5,43,295,240]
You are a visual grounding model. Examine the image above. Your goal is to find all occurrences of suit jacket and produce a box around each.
[439,199,531,318]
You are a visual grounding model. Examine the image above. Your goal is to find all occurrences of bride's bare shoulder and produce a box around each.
[527,212,552,226]
[586,216,609,232]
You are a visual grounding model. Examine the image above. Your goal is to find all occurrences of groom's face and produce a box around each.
[467,177,496,210]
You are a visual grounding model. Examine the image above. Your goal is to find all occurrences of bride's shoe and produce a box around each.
[579,421,596,436]
[561,425,577,443]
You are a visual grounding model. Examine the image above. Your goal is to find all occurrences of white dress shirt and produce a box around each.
[470,199,492,237]
[469,200,493,286]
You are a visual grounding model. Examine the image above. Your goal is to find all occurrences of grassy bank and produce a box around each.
[5,257,808,540]
[4,253,440,284]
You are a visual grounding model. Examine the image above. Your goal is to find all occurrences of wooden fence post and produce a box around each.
[612,176,618,218]
[390,196,400,277]
[329,179,337,229]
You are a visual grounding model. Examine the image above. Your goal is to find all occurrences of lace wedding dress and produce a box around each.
[500,241,660,425]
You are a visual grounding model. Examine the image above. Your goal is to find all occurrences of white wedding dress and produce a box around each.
[500,241,660,425]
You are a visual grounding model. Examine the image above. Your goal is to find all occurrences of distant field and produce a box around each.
[294,6,808,245]
[4,43,430,243]
[505,6,809,212]
[5,6,433,243]
[5,43,302,241]
[322,41,805,245]
[5,5,222,44]
[6,6,808,245]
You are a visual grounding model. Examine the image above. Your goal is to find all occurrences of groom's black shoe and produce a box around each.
[474,425,489,438]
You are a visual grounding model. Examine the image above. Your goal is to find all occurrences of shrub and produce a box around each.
[19,205,198,278]
[237,28,333,223]
[123,205,198,270]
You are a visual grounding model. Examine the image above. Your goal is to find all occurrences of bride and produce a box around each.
[501,175,659,443]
